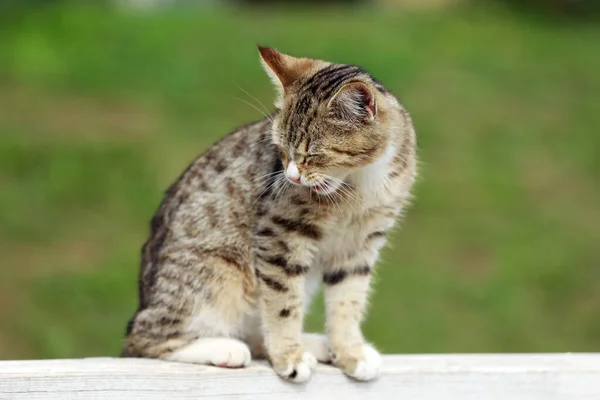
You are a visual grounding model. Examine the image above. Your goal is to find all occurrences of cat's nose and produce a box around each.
[286,161,302,184]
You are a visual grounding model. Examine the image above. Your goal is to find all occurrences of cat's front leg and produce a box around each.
[323,236,386,381]
[255,238,317,383]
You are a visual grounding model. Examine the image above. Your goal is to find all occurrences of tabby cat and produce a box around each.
[122,46,417,383]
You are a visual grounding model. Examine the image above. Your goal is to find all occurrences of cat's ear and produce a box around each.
[258,46,313,107]
[328,81,377,123]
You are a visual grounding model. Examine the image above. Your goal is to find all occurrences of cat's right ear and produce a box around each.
[258,46,312,108]
[328,81,377,123]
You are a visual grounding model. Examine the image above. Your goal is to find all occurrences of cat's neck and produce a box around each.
[347,137,397,201]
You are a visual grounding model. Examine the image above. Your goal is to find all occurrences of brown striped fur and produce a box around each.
[122,47,417,383]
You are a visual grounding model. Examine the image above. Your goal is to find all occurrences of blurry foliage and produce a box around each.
[3,0,598,18]
[236,0,367,4]
[490,0,600,19]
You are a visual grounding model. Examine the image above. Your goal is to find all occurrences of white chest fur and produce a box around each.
[314,142,408,268]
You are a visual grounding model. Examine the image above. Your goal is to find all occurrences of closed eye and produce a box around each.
[306,153,326,164]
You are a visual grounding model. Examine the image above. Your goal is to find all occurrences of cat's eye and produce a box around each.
[305,154,324,165]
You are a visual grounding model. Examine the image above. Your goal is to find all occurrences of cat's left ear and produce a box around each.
[258,46,314,107]
[328,81,377,123]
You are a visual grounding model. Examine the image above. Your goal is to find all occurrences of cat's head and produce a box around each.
[259,46,399,195]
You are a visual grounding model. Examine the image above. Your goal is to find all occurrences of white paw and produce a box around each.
[350,345,381,381]
[302,333,331,363]
[168,338,251,368]
[210,339,252,368]
[279,351,317,383]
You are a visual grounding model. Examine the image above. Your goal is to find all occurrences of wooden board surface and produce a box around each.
[1,354,600,399]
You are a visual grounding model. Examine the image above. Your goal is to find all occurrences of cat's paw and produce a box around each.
[210,339,252,368]
[331,343,381,381]
[271,348,317,383]
[168,338,251,368]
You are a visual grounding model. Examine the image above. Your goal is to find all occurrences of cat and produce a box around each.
[121,46,417,383]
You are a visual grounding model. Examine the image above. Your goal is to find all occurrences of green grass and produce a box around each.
[0,2,599,359]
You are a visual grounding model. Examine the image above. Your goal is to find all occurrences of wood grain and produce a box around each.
[1,354,599,399]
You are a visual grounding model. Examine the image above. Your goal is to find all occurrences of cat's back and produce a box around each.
[137,118,274,307]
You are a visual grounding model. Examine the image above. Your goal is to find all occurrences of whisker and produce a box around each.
[312,174,360,216]
[234,83,272,116]
[253,174,285,206]
[272,175,289,203]
[252,134,277,150]
[280,181,294,205]
[334,183,361,208]
[253,170,284,183]
[326,190,343,216]
[331,185,354,216]
[336,188,358,215]
[253,182,276,205]
[327,176,358,193]
[334,190,350,217]
[234,97,274,123]
[319,173,362,208]
[316,190,321,212]
[317,179,343,215]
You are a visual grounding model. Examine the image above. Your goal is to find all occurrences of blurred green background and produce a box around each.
[0,0,599,360]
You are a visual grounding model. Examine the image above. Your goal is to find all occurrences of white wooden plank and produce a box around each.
[1,354,599,399]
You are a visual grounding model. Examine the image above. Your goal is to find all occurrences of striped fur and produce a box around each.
[122,47,417,383]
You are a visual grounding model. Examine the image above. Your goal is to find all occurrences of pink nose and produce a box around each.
[286,161,302,184]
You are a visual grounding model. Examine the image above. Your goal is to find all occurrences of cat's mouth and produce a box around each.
[310,179,337,195]
[310,182,329,192]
